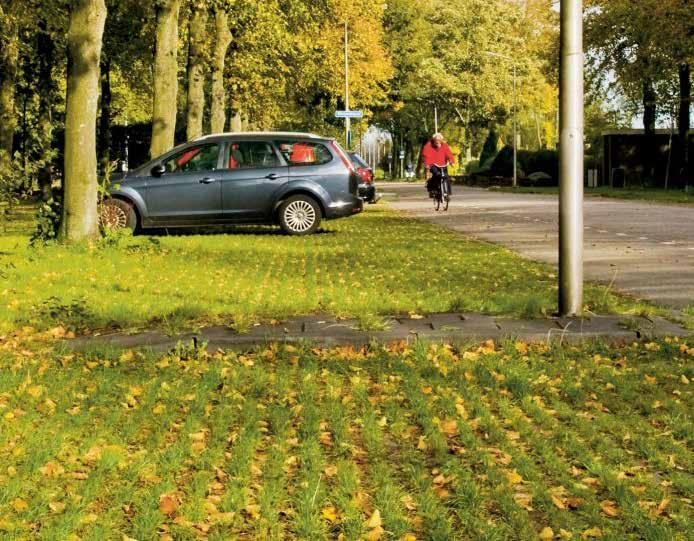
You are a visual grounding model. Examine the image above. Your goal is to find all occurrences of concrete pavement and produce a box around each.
[69,312,690,352]
[381,184,694,309]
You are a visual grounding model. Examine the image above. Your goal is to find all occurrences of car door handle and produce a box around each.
[199,177,216,184]
[265,173,279,180]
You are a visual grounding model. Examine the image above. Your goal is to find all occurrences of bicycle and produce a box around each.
[428,164,450,212]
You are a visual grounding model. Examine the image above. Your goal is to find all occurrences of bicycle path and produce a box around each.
[380,183,694,309]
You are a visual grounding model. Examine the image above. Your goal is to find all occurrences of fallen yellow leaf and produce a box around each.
[539,527,554,540]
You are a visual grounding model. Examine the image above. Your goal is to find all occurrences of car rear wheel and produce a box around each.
[100,199,137,232]
[278,195,321,235]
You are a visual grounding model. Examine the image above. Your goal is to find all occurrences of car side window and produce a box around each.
[226,141,280,169]
[163,144,220,174]
[276,141,333,166]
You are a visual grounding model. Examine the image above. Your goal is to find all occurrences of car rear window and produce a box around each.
[349,153,369,169]
[276,141,333,166]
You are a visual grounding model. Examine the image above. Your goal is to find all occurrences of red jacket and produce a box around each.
[421,141,455,167]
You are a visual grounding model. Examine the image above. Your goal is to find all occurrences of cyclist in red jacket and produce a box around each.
[422,133,455,199]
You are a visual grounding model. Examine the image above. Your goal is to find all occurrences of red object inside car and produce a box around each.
[290,143,316,163]
[357,167,373,184]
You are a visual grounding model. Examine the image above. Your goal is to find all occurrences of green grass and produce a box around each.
[0,336,691,539]
[490,186,694,206]
[0,205,658,335]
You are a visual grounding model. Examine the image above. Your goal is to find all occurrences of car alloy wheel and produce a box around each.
[99,199,137,231]
[279,195,321,235]
[285,200,316,232]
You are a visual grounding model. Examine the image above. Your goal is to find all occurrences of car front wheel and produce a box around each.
[99,199,137,232]
[278,195,321,235]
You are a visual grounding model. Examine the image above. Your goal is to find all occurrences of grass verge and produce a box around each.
[0,334,691,539]
[0,206,658,335]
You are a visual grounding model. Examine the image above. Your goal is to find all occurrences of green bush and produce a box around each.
[491,146,559,184]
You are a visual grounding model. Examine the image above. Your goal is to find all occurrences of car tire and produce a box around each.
[278,195,321,235]
[100,198,138,232]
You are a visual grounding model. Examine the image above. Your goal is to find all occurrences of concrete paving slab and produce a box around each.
[66,312,691,353]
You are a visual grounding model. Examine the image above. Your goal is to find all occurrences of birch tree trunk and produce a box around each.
[59,0,107,243]
[210,7,232,133]
[150,0,181,157]
[679,63,691,181]
[186,3,208,141]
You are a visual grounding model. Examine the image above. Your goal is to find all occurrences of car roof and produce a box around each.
[194,131,333,143]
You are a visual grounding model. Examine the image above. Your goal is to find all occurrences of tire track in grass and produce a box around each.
[127,354,234,540]
[1,356,166,538]
[252,354,296,540]
[498,348,693,512]
[319,366,367,541]
[530,343,693,476]
[445,353,621,537]
[483,352,678,540]
[213,362,273,537]
[397,357,533,540]
[289,354,329,539]
[349,364,412,540]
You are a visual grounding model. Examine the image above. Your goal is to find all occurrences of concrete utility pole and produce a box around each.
[434,105,439,133]
[559,0,584,316]
[344,22,351,149]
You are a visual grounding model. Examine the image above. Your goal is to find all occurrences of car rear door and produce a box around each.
[219,140,288,220]
[146,142,223,223]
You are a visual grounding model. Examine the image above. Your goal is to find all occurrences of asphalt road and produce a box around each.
[380,183,694,309]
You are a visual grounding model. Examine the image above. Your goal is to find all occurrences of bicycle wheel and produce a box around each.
[434,193,441,211]
[440,179,449,211]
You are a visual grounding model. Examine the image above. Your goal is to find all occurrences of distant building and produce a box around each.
[602,129,693,188]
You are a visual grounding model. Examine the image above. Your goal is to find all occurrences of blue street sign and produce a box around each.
[335,110,364,119]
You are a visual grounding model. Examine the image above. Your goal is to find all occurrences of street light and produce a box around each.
[486,51,518,188]
[558,0,584,316]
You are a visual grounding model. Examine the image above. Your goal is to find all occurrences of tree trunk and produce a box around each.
[98,58,112,173]
[150,0,181,158]
[186,4,207,141]
[643,78,657,184]
[679,63,691,183]
[210,7,232,133]
[59,0,107,244]
[0,2,20,168]
[37,20,56,201]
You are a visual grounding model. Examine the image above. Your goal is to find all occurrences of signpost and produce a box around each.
[335,110,364,119]
[399,150,405,179]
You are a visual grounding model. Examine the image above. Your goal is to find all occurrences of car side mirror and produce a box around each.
[151,164,166,178]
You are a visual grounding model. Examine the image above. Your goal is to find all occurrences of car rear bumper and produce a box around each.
[325,196,363,219]
[358,183,376,201]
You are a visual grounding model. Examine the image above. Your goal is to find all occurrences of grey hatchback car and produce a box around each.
[100,132,363,235]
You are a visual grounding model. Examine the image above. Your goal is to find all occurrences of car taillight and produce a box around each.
[331,141,356,173]
[357,168,372,184]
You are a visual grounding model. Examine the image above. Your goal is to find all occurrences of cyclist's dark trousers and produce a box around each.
[427,169,452,196]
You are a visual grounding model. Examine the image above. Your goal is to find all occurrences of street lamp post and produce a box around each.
[486,51,517,187]
[344,21,351,149]
[558,0,584,316]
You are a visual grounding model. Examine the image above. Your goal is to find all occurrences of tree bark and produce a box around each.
[642,78,657,184]
[59,0,107,243]
[210,7,232,133]
[37,19,56,201]
[186,3,207,141]
[0,2,20,168]
[98,58,112,173]
[679,63,691,182]
[150,0,181,158]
